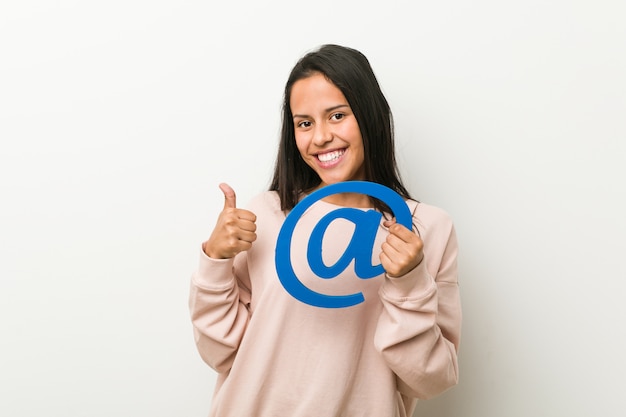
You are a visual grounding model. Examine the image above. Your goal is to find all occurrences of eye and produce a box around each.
[330,113,344,121]
[296,120,312,129]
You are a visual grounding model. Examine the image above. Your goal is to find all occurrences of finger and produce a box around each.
[380,240,422,277]
[379,251,391,271]
[381,240,402,260]
[220,238,253,258]
[384,232,407,253]
[385,227,424,261]
[235,240,253,254]
[236,209,257,223]
[382,217,396,228]
[237,218,257,232]
[388,223,416,242]
[379,245,403,277]
[235,229,257,244]
[219,183,237,209]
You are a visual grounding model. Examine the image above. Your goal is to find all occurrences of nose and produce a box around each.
[312,122,333,146]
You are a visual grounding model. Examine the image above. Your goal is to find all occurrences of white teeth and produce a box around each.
[317,150,344,162]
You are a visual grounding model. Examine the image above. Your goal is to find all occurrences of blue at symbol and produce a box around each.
[275,181,412,308]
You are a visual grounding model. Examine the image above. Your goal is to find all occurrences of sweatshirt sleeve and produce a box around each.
[374,206,461,400]
[189,248,252,374]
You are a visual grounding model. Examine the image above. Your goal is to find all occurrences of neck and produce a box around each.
[321,191,372,208]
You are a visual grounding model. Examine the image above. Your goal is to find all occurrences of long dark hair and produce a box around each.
[269,44,412,212]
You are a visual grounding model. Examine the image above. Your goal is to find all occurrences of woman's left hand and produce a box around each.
[380,219,424,277]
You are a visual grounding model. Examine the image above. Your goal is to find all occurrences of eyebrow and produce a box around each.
[292,104,350,119]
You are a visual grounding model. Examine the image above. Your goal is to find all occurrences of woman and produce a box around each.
[190,44,461,417]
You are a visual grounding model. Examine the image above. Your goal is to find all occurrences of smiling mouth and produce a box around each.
[316,149,345,164]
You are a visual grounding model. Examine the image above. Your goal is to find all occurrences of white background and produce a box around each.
[1,1,625,416]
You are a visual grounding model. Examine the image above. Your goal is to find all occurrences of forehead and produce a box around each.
[290,73,348,112]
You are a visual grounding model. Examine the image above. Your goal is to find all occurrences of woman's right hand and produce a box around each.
[202,183,257,259]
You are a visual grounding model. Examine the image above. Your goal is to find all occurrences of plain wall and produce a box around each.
[1,1,624,416]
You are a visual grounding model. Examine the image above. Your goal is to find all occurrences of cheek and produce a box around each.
[294,134,309,156]
[341,121,363,145]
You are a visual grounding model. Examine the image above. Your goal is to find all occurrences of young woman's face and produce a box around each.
[290,72,365,189]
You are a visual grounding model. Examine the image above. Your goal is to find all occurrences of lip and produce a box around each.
[314,148,346,168]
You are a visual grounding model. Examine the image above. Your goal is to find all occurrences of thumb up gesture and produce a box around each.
[202,183,257,259]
